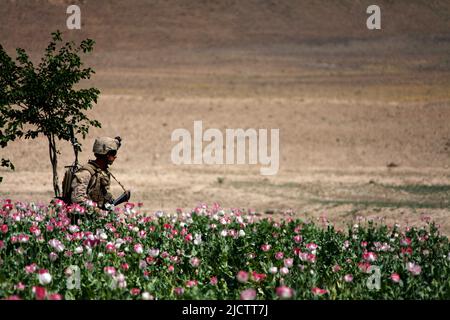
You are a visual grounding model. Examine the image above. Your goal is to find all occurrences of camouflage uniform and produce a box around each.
[70,160,114,209]
[70,137,121,209]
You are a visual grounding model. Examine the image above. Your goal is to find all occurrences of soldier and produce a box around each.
[71,136,129,210]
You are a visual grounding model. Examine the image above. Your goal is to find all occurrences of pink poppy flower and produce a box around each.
[105,243,115,252]
[190,257,201,267]
[390,273,401,283]
[148,248,160,258]
[25,263,38,274]
[186,280,198,288]
[299,252,317,263]
[251,272,267,282]
[240,288,257,300]
[401,238,412,246]
[276,286,294,299]
[64,250,73,257]
[32,286,47,300]
[401,247,413,255]
[48,293,63,300]
[2,203,13,211]
[48,252,58,262]
[174,287,184,296]
[68,225,79,233]
[344,274,353,282]
[134,244,144,254]
[275,252,284,260]
[170,255,180,264]
[236,271,249,283]
[48,239,65,252]
[143,270,151,279]
[406,262,422,276]
[29,226,41,237]
[84,262,94,272]
[306,243,318,251]
[53,199,65,207]
[15,282,26,291]
[210,276,218,285]
[362,251,377,262]
[269,267,278,274]
[312,287,328,296]
[280,267,289,275]
[358,262,371,273]
[18,234,29,243]
[104,266,116,277]
[130,288,141,296]
[332,265,342,273]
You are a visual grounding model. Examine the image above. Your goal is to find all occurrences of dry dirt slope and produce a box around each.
[1,0,450,234]
[1,0,450,59]
[1,1,449,98]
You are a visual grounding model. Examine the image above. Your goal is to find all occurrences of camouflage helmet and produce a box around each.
[92,136,122,155]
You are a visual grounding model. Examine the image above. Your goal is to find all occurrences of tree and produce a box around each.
[0,30,101,196]
[0,45,21,183]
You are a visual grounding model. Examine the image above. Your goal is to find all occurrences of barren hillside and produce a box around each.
[1,0,450,234]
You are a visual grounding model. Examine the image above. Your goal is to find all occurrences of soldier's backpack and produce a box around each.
[60,163,103,205]
[60,164,81,204]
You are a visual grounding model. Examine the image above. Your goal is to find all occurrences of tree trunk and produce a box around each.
[48,134,60,197]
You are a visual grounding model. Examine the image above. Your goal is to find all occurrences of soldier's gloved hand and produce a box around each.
[104,200,115,211]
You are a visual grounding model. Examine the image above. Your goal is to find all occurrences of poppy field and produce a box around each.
[0,198,449,300]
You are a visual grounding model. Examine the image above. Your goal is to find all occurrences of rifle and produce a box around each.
[113,190,131,206]
[109,171,131,206]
